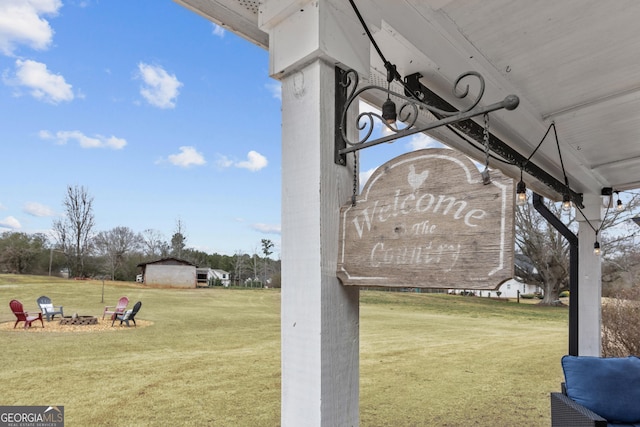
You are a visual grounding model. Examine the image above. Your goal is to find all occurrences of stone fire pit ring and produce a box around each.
[59,315,98,326]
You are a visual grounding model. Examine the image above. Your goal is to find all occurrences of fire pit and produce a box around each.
[59,315,98,326]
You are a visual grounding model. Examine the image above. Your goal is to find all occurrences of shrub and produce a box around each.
[206,277,224,287]
[520,293,536,299]
[559,290,570,298]
[602,287,640,357]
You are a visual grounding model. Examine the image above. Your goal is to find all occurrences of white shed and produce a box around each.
[137,258,196,288]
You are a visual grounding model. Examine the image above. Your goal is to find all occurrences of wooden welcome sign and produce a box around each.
[337,148,514,289]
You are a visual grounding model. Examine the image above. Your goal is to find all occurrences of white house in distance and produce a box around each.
[137,258,197,288]
[196,268,231,287]
[481,278,542,298]
[449,278,542,298]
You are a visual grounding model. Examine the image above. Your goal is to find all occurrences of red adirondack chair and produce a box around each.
[103,296,129,320]
[10,299,44,329]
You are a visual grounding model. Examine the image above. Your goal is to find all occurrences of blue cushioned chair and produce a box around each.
[551,355,640,427]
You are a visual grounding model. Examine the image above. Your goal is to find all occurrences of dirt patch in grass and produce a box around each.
[0,319,153,333]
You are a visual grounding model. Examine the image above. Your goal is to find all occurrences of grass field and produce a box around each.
[0,274,568,426]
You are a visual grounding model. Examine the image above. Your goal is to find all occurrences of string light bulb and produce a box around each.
[616,192,623,211]
[562,193,572,211]
[382,63,397,125]
[516,173,527,206]
[381,97,397,125]
[593,240,601,256]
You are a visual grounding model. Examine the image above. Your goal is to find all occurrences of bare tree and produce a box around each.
[93,226,141,280]
[52,185,95,278]
[599,192,640,293]
[141,228,166,258]
[603,248,640,295]
[230,250,250,286]
[516,192,640,304]
[515,197,570,305]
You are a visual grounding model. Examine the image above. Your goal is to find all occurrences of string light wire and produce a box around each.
[348,0,608,244]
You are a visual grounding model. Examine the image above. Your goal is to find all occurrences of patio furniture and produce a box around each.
[551,355,640,426]
[9,299,44,329]
[36,295,64,321]
[112,301,142,327]
[103,296,129,320]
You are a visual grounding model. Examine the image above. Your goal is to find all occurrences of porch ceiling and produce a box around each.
[175,0,640,199]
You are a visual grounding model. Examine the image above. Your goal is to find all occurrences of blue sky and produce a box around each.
[0,0,437,258]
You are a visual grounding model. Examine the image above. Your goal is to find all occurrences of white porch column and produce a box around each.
[577,194,603,356]
[259,1,368,425]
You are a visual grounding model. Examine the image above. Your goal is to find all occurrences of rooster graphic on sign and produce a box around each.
[407,164,428,191]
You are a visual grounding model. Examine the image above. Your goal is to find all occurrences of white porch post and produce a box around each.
[259,1,368,425]
[279,59,359,426]
[577,194,603,356]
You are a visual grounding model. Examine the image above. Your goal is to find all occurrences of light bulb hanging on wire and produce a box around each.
[516,169,527,206]
[616,191,623,211]
[381,63,397,125]
[382,97,397,125]
[562,193,572,211]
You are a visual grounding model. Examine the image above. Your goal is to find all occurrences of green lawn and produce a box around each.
[0,275,567,426]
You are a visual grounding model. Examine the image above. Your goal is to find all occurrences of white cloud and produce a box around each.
[168,146,206,168]
[137,62,182,109]
[0,0,61,56]
[212,23,225,38]
[0,216,21,230]
[407,133,445,151]
[40,129,127,149]
[6,59,74,103]
[236,151,268,172]
[215,154,233,169]
[265,82,281,100]
[250,223,281,234]
[0,203,6,210]
[216,151,268,172]
[360,167,376,189]
[23,202,55,217]
[38,130,52,139]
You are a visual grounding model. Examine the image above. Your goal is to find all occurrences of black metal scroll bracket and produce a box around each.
[335,68,518,158]
[334,66,584,208]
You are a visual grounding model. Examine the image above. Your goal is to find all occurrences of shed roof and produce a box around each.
[137,257,196,267]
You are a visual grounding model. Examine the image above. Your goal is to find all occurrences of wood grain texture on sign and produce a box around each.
[337,148,514,289]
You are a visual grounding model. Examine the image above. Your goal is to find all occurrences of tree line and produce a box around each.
[0,185,280,286]
[2,185,640,301]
